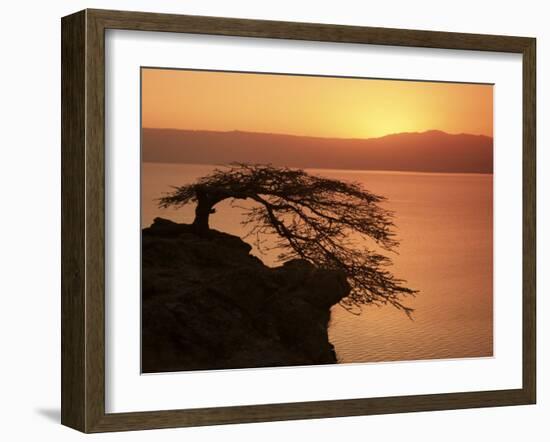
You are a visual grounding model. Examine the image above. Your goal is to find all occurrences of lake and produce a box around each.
[142,162,493,363]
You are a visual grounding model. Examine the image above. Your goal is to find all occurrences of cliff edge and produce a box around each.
[142,218,350,373]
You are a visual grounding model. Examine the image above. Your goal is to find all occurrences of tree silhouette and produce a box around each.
[159,163,417,316]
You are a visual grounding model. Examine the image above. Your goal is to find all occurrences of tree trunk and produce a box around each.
[192,197,213,233]
[192,186,226,233]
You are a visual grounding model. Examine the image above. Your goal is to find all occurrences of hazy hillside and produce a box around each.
[142,128,493,174]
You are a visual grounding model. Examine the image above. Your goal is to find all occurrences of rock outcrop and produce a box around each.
[142,218,350,373]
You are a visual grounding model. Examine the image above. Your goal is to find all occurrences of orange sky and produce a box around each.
[142,68,493,139]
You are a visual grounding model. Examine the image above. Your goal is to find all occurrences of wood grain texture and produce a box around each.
[90,8,532,52]
[61,10,86,432]
[61,8,537,433]
[84,10,107,432]
[522,38,537,403]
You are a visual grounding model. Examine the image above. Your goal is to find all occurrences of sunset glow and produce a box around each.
[142,68,493,139]
[141,67,494,370]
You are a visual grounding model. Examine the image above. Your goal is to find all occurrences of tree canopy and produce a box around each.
[159,163,417,316]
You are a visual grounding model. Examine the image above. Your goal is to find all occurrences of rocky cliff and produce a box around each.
[142,218,350,373]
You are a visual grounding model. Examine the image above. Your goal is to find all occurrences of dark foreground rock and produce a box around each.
[142,218,350,373]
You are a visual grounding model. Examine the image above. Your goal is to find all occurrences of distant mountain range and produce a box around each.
[142,128,493,174]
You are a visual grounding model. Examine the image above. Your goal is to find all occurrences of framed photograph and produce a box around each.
[61,9,536,433]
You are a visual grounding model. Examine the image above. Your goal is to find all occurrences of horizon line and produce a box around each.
[141,127,494,142]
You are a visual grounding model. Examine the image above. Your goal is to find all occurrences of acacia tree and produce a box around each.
[159,163,417,316]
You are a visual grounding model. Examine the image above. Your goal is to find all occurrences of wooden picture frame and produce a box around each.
[61,8,536,433]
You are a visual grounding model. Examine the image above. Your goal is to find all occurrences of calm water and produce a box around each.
[142,162,493,363]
